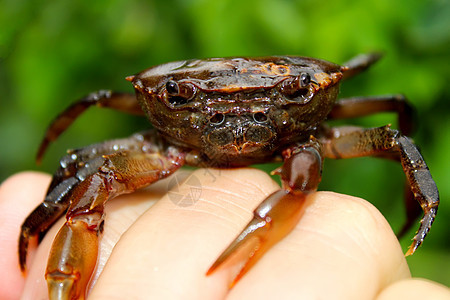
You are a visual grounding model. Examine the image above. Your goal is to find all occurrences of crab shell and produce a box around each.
[128,56,343,165]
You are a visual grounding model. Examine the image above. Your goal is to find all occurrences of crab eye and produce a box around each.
[300,73,311,86]
[165,80,196,106]
[279,73,313,104]
[166,80,179,95]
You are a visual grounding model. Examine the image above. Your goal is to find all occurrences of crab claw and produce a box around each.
[207,189,308,287]
[46,219,100,300]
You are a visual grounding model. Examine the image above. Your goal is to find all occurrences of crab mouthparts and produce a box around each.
[227,141,264,154]
[207,122,276,156]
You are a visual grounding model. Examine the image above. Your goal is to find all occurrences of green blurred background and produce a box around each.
[1,0,449,286]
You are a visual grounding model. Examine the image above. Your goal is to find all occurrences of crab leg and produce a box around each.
[22,130,185,299]
[207,138,323,286]
[20,131,160,272]
[321,125,439,255]
[340,52,382,80]
[22,91,143,271]
[328,94,415,135]
[397,183,422,239]
[328,94,418,234]
[37,91,142,163]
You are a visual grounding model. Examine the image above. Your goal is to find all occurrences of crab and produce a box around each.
[19,53,439,299]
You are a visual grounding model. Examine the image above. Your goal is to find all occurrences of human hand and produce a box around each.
[1,169,449,299]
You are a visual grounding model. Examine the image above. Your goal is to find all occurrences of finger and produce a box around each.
[376,278,450,300]
[227,192,411,299]
[89,168,411,299]
[0,172,51,300]
[89,168,280,300]
[18,168,414,300]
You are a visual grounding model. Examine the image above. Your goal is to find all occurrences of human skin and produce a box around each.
[0,169,449,299]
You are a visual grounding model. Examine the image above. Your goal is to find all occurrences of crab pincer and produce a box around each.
[207,139,323,286]
[20,131,186,299]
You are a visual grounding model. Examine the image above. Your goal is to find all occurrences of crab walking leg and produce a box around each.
[328,94,415,135]
[37,91,142,163]
[340,52,382,80]
[321,125,439,255]
[42,132,183,300]
[19,131,163,272]
[207,139,322,286]
[396,183,422,239]
[325,90,417,234]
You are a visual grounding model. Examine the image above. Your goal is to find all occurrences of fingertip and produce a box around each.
[0,171,51,299]
[376,278,450,300]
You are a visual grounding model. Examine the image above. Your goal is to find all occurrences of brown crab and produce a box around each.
[19,53,439,299]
